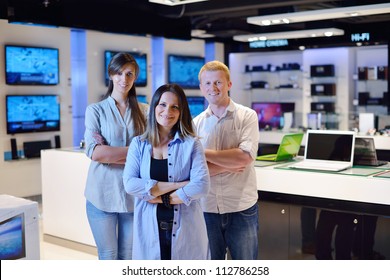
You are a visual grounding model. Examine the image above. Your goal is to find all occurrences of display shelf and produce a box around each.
[245,69,303,91]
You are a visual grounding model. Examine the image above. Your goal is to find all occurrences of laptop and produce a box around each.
[289,130,356,172]
[353,137,388,166]
[256,133,304,162]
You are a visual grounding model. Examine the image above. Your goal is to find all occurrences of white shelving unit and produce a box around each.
[230,47,360,130]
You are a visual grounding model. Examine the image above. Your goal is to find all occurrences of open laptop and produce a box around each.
[256,133,304,162]
[289,130,356,172]
[353,137,388,166]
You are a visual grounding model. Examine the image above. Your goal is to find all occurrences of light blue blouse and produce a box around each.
[84,96,148,212]
[123,132,211,260]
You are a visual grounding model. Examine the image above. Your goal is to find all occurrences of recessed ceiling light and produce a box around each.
[149,0,208,6]
[247,3,390,26]
[191,29,215,38]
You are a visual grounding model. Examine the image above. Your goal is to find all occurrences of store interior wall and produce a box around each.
[0,19,223,197]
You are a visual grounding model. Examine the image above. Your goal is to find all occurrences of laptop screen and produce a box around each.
[305,131,355,162]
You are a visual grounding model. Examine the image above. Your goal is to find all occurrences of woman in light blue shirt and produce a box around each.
[84,53,148,259]
[123,83,210,260]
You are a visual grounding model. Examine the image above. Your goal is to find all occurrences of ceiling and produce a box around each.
[1,0,390,48]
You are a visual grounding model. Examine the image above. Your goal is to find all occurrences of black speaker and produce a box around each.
[10,138,19,159]
[358,67,368,80]
[23,140,52,158]
[383,91,389,106]
[54,135,61,149]
[311,83,336,96]
[310,64,335,77]
[310,102,335,113]
[377,66,388,80]
[358,92,370,105]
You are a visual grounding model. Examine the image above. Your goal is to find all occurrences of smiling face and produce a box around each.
[155,91,181,131]
[111,63,136,96]
[199,69,232,107]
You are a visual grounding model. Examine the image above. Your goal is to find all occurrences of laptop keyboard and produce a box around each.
[290,161,350,171]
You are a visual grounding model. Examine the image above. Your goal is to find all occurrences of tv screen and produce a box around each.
[187,96,206,118]
[6,94,61,134]
[104,50,147,87]
[168,55,204,89]
[136,94,148,103]
[5,45,59,85]
[251,102,295,129]
[0,213,26,260]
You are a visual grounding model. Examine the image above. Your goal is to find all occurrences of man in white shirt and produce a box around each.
[193,60,260,260]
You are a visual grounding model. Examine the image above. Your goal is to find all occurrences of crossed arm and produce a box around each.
[91,132,128,165]
[205,148,253,176]
[148,181,189,205]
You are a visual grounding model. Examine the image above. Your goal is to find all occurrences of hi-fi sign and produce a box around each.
[351,33,370,42]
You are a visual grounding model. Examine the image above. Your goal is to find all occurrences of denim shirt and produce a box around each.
[84,96,148,212]
[123,132,211,259]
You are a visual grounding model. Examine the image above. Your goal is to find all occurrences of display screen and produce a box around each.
[168,55,204,89]
[6,94,61,134]
[306,133,354,162]
[251,102,295,129]
[137,95,148,103]
[187,96,206,118]
[104,50,147,87]
[0,213,26,260]
[5,45,59,85]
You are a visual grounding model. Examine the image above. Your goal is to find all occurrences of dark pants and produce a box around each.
[315,210,356,260]
[158,220,173,260]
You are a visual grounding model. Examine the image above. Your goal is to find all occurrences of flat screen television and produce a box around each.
[187,96,206,118]
[6,94,61,134]
[104,50,147,87]
[251,102,295,129]
[136,94,148,103]
[0,213,26,260]
[5,45,59,85]
[168,54,204,89]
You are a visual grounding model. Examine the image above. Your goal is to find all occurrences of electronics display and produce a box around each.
[104,50,147,87]
[6,94,61,134]
[187,96,206,118]
[23,140,52,158]
[310,83,336,96]
[310,64,335,77]
[0,213,25,260]
[168,54,204,89]
[5,45,59,85]
[311,102,335,113]
[136,94,148,103]
[251,102,295,129]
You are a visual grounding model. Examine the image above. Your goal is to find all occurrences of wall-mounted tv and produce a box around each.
[104,50,147,87]
[136,94,148,104]
[251,102,295,130]
[187,96,206,118]
[168,54,204,89]
[5,45,59,85]
[0,213,26,260]
[6,94,61,134]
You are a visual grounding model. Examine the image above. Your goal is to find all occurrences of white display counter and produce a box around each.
[41,144,390,252]
[255,160,390,207]
[41,148,96,253]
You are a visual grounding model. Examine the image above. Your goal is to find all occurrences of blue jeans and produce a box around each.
[204,203,259,260]
[86,200,133,260]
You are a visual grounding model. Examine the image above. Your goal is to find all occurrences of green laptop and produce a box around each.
[256,133,304,162]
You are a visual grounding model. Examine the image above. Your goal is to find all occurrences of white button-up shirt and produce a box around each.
[193,100,259,214]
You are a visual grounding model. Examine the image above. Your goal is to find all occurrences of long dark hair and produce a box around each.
[141,83,196,147]
[102,52,146,135]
